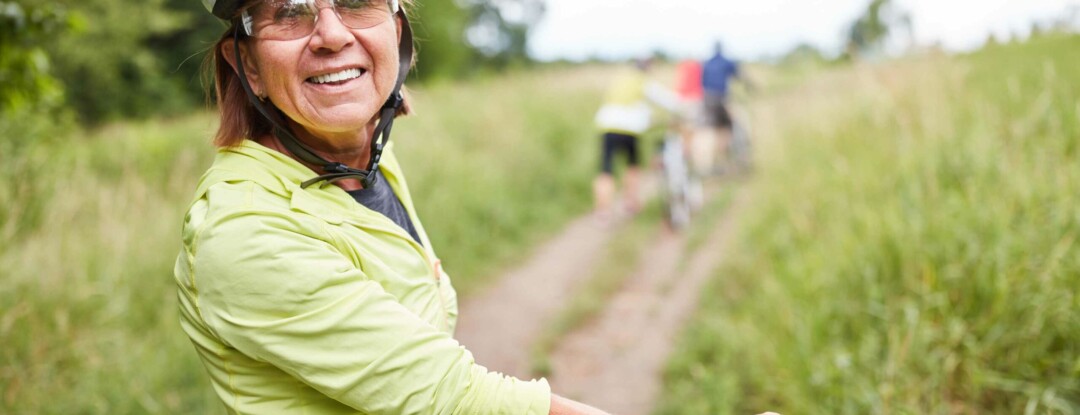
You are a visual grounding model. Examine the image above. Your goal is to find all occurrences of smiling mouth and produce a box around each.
[307,68,366,85]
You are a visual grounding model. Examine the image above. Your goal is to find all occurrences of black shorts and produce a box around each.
[703,95,733,128]
[600,132,640,174]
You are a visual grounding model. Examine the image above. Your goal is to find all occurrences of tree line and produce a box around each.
[0,0,544,129]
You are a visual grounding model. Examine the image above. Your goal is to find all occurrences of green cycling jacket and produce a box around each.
[174,140,551,414]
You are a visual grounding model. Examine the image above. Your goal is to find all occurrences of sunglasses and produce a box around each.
[241,0,399,40]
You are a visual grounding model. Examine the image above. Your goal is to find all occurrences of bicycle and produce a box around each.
[657,127,702,230]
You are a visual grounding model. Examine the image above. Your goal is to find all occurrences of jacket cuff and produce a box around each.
[460,365,552,415]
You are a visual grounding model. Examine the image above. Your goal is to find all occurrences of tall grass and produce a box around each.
[0,115,223,412]
[658,34,1080,414]
[0,66,608,413]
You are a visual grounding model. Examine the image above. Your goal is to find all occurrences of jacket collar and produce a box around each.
[192,139,433,249]
[209,139,405,196]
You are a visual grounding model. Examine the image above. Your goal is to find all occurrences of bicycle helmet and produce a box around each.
[202,0,414,189]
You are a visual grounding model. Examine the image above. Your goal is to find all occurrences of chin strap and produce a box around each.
[232,9,414,189]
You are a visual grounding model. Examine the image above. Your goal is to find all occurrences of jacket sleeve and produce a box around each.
[190,209,551,415]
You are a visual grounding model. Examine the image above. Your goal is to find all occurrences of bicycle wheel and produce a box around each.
[660,134,693,230]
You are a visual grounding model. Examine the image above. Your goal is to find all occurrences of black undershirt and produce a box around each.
[345,170,423,245]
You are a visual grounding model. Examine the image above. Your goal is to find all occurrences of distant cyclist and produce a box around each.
[674,59,705,119]
[701,41,751,174]
[593,58,678,219]
[673,58,712,178]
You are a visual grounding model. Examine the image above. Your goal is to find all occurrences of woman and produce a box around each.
[174,1,609,413]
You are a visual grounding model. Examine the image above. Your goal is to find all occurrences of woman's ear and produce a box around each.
[220,38,266,98]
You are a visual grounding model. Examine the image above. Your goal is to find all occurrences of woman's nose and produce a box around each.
[309,7,354,52]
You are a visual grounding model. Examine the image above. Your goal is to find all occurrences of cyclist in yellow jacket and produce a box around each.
[593,58,678,219]
[175,1,608,413]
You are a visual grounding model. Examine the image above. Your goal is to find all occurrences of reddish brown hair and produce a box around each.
[205,1,415,148]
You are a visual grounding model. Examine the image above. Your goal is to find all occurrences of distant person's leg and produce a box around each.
[690,127,718,177]
[710,98,735,174]
[623,133,642,214]
[717,126,734,173]
[593,175,615,214]
[594,133,619,215]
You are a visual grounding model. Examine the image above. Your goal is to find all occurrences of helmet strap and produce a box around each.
[230,9,414,189]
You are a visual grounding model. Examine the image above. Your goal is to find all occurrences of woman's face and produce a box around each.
[236,5,402,147]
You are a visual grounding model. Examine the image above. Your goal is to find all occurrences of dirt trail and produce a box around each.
[547,191,747,414]
[454,215,616,379]
[455,189,747,414]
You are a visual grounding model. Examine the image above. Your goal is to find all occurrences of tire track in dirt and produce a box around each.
[454,184,747,414]
[454,214,617,379]
[546,189,748,415]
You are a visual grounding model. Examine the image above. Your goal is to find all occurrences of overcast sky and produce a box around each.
[528,0,1080,61]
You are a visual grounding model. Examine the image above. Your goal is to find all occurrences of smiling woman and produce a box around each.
[174,0,611,414]
[209,0,412,164]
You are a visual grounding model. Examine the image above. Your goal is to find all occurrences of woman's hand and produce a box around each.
[549,394,611,415]
[548,393,777,415]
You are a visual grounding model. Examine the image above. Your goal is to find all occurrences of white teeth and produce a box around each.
[309,68,363,84]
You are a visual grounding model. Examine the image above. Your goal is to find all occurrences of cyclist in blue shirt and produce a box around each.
[700,41,747,174]
[703,42,740,101]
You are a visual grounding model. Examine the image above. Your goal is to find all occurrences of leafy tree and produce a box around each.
[45,0,195,123]
[411,0,472,80]
[845,0,911,58]
[153,0,228,103]
[781,43,828,67]
[25,0,549,125]
[0,0,73,147]
[0,1,68,112]
[462,0,545,69]
[0,1,75,244]
[408,0,548,77]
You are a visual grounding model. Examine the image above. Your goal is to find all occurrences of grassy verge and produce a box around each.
[0,67,609,413]
[0,114,223,412]
[683,185,736,258]
[657,34,1080,414]
[656,185,736,297]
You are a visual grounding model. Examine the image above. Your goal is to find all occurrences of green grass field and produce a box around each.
[657,34,1080,414]
[3,33,1077,414]
[0,66,608,413]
